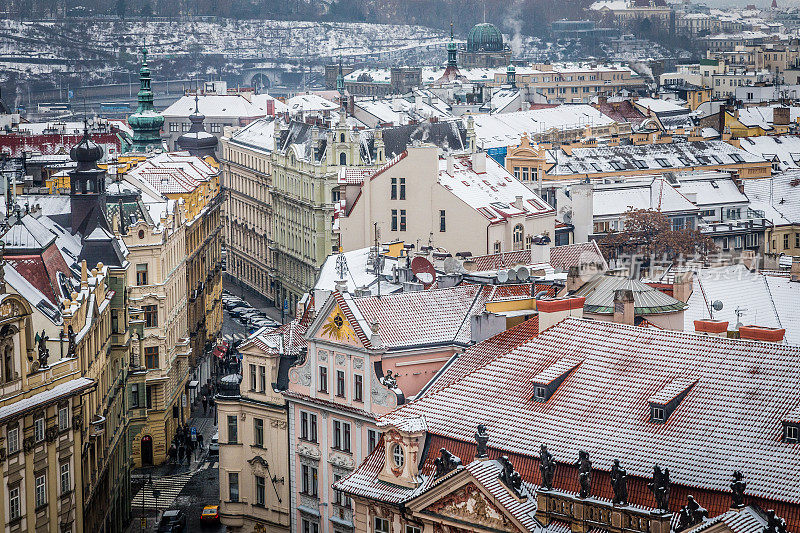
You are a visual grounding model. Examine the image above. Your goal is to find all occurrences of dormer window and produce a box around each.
[648,377,697,424]
[530,357,583,403]
[392,444,405,468]
[784,424,798,443]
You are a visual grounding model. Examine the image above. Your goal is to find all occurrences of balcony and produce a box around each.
[89,414,106,439]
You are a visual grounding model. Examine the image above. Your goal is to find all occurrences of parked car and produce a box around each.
[200,505,220,523]
[228,306,252,318]
[208,433,219,457]
[157,509,187,532]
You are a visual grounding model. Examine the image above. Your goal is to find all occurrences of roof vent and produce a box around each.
[530,357,583,403]
[648,377,697,424]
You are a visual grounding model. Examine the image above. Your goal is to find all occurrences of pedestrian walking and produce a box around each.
[202,395,208,415]
[209,396,215,416]
[197,433,204,450]
[168,444,177,464]
[177,445,184,464]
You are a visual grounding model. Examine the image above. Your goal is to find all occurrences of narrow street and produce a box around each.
[126,407,222,532]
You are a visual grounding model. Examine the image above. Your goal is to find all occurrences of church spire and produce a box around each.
[447,21,458,68]
[127,45,165,153]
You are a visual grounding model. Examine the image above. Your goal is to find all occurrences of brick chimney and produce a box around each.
[673,271,693,303]
[613,288,635,325]
[537,297,585,332]
[773,106,790,126]
[791,261,800,283]
[566,266,584,292]
[739,325,785,343]
[694,319,728,337]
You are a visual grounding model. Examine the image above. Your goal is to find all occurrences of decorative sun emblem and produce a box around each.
[321,308,356,343]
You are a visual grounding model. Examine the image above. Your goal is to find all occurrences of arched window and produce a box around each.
[340,133,345,143]
[513,224,524,251]
[339,152,347,166]
[392,444,405,468]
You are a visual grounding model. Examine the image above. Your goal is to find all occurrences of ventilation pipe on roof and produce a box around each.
[613,288,635,326]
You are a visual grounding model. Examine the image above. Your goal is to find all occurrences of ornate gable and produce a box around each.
[422,482,522,532]
[316,302,361,347]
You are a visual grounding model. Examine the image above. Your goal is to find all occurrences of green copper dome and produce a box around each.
[127,46,165,153]
[466,23,504,53]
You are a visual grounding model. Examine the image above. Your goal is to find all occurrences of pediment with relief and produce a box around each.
[423,482,519,532]
[314,303,362,348]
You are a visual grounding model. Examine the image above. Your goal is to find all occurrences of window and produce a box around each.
[400,209,406,231]
[785,425,799,443]
[34,416,45,442]
[392,443,405,468]
[170,122,180,133]
[145,347,159,369]
[228,473,239,502]
[300,411,318,442]
[227,415,238,444]
[399,178,406,200]
[301,464,318,496]
[8,486,19,520]
[513,166,520,179]
[111,308,120,334]
[354,374,363,402]
[339,153,347,166]
[796,233,800,248]
[302,519,320,533]
[336,370,345,397]
[391,177,397,200]
[734,235,744,249]
[333,420,351,452]
[143,305,158,327]
[513,224,524,251]
[534,386,547,399]
[522,167,529,181]
[439,210,446,232]
[250,364,257,390]
[785,234,790,250]
[182,122,190,132]
[634,159,648,169]
[651,406,666,422]
[35,473,46,508]
[493,241,501,253]
[58,406,69,431]
[319,367,328,393]
[60,462,71,494]
[210,123,221,133]
[722,237,730,250]
[254,418,264,447]
[391,209,398,231]
[368,429,379,453]
[252,474,265,506]
[406,526,422,533]
[146,385,153,409]
[136,263,148,285]
[375,517,390,533]
[746,232,759,248]
[7,426,18,454]
[259,366,266,392]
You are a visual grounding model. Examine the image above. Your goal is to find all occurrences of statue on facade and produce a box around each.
[67,325,77,358]
[474,424,489,458]
[648,464,671,513]
[764,510,787,533]
[610,459,628,505]
[539,444,556,490]
[37,330,49,368]
[434,448,462,478]
[730,471,747,509]
[677,495,708,531]
[499,456,525,499]
[381,369,397,389]
[575,450,592,498]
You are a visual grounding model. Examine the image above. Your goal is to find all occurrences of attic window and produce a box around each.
[634,159,648,169]
[591,163,602,172]
[711,155,724,164]
[530,357,583,403]
[784,424,799,443]
[609,161,625,171]
[656,158,670,168]
[729,153,744,163]
[647,377,697,424]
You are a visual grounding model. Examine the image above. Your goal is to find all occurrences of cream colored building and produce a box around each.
[121,191,191,467]
[221,119,276,304]
[217,326,295,533]
[338,145,556,256]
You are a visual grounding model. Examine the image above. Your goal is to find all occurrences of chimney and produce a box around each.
[570,182,594,244]
[536,297,585,332]
[81,260,88,290]
[773,106,790,126]
[335,280,348,293]
[613,288,635,325]
[672,271,693,303]
[791,261,800,282]
[447,155,455,176]
[471,151,486,173]
[512,195,524,210]
[739,325,785,343]
[566,266,584,292]
[370,322,383,348]
[693,319,729,337]
[470,312,507,343]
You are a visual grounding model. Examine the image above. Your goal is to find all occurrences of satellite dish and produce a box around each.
[443,257,459,274]
[507,268,518,282]
[516,266,530,281]
[712,300,724,311]
[411,256,437,289]
[497,270,509,283]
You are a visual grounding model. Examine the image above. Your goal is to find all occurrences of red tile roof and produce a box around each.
[549,241,608,272]
[6,243,71,304]
[371,318,800,525]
